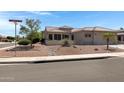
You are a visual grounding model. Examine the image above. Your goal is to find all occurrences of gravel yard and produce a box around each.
[47,45,124,56]
[0,44,48,57]
[0,44,123,57]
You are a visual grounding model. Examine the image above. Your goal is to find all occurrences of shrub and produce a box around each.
[7,36,15,41]
[62,39,73,47]
[40,38,45,44]
[18,39,31,45]
[32,38,40,44]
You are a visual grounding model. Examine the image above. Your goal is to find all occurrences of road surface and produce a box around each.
[0,57,124,81]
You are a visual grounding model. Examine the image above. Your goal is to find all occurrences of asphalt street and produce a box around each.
[0,57,124,82]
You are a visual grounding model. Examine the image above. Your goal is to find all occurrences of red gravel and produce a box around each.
[0,44,123,57]
[47,45,124,56]
[0,44,48,57]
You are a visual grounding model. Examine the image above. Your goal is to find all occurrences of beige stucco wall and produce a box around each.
[45,30,118,45]
[45,32,73,45]
[73,31,93,45]
[73,31,118,45]
[94,32,117,45]
[46,40,64,45]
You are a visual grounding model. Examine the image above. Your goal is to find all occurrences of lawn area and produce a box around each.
[0,44,123,57]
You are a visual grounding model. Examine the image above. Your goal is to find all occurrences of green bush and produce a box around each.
[32,38,40,44]
[18,39,31,45]
[62,39,73,47]
[4,39,9,42]
[7,36,15,41]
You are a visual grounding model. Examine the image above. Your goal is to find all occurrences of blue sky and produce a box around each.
[0,11,124,36]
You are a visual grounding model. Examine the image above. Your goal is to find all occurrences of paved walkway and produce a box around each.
[0,52,124,63]
[0,42,15,50]
[47,47,58,56]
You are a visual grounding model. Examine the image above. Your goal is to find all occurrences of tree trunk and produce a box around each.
[107,38,109,50]
[30,38,33,48]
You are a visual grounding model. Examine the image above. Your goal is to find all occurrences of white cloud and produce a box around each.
[29,11,52,15]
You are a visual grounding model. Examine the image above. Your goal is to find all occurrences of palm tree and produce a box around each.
[103,32,116,50]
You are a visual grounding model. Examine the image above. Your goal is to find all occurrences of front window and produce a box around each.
[54,34,61,40]
[118,36,121,41]
[65,35,69,39]
[85,34,91,38]
[48,34,53,40]
[62,35,69,39]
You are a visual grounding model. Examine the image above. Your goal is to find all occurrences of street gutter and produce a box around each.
[0,52,123,64]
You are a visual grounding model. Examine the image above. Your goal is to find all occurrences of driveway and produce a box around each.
[110,44,124,49]
[0,42,15,48]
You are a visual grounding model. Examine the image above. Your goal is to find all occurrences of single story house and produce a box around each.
[73,27,118,45]
[44,26,74,45]
[117,31,124,44]
[44,26,122,45]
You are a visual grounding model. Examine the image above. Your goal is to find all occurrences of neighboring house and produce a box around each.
[0,35,8,42]
[44,26,121,45]
[117,31,124,44]
[0,35,6,42]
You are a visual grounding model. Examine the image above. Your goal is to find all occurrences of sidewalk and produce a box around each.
[0,45,15,50]
[110,45,124,49]
[0,52,124,64]
[0,42,15,50]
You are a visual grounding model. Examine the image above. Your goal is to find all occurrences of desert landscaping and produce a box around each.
[0,43,123,57]
[0,18,124,58]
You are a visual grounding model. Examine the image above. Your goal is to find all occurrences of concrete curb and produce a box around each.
[0,56,111,64]
[1,52,124,64]
[33,56,112,64]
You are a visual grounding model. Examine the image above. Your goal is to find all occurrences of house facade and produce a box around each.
[73,27,118,45]
[44,26,74,45]
[44,26,121,45]
[117,31,124,44]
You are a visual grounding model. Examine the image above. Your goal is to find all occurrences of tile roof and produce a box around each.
[45,26,73,33]
[72,26,116,33]
[45,26,117,33]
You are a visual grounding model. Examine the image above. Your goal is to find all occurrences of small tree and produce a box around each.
[27,31,41,44]
[20,19,41,47]
[103,32,116,50]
